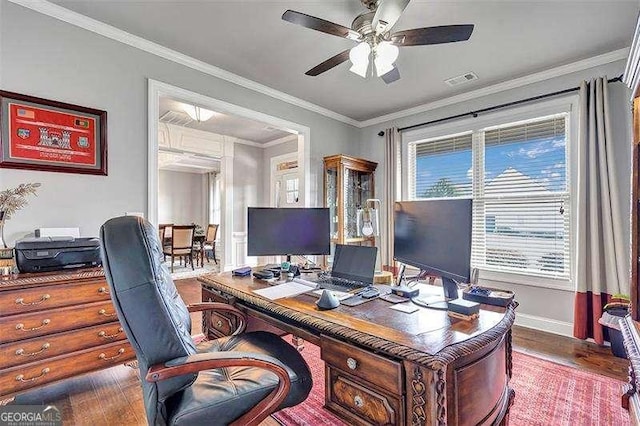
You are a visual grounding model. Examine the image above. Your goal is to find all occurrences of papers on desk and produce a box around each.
[253,281,315,300]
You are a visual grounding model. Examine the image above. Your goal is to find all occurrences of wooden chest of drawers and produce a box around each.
[0,268,135,403]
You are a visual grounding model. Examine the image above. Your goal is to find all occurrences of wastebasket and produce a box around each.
[599,307,628,359]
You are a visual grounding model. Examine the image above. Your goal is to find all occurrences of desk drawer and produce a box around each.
[0,341,134,396]
[206,312,235,337]
[327,368,402,426]
[0,322,126,369]
[0,301,118,344]
[0,280,111,317]
[321,335,402,395]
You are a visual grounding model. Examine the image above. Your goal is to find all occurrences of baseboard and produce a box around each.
[515,313,573,337]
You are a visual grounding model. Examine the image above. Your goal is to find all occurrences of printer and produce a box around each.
[15,236,102,273]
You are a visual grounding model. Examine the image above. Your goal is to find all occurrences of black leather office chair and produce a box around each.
[100,216,312,426]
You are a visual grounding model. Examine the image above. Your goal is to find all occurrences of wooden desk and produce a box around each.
[199,273,516,425]
[0,268,135,404]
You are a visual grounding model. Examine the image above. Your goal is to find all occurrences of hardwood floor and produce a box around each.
[7,278,629,425]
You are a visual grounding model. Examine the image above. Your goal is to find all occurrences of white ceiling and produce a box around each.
[52,1,638,121]
[159,97,294,143]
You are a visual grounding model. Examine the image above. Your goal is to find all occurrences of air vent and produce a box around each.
[444,72,478,87]
[159,110,193,127]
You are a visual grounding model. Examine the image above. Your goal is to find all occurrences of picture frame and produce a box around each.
[0,90,107,175]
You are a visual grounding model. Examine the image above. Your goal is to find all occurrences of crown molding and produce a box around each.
[358,47,630,128]
[7,0,360,127]
[7,0,630,129]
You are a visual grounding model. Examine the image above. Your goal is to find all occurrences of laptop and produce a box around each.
[318,244,378,290]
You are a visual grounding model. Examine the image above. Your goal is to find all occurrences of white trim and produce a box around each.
[8,0,358,127]
[359,48,628,127]
[262,134,299,148]
[514,313,573,337]
[6,0,629,128]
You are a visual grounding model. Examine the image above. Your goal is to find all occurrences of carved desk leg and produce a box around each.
[405,362,439,426]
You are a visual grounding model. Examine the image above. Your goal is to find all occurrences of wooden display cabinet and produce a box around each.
[323,155,378,253]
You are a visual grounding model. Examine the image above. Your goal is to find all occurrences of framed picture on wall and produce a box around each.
[0,90,107,175]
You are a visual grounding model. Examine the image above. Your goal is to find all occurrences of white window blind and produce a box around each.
[408,132,473,199]
[407,112,571,282]
[472,114,570,279]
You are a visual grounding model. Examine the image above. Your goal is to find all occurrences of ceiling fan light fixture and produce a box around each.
[182,104,215,122]
[376,41,399,64]
[349,42,371,78]
[374,58,395,77]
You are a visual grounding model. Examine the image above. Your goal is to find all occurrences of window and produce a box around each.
[407,110,572,284]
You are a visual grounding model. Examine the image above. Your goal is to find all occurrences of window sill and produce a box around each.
[477,268,574,292]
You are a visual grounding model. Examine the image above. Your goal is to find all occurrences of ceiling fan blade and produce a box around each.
[372,0,411,34]
[305,50,351,76]
[382,67,401,84]
[282,10,360,40]
[391,25,474,46]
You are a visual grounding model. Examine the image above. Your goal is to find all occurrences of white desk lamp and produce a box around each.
[357,199,392,283]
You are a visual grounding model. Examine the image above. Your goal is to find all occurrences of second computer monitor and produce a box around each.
[247,207,331,259]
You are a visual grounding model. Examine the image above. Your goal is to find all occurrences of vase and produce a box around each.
[0,211,6,249]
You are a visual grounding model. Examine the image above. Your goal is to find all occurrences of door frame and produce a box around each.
[147,79,311,270]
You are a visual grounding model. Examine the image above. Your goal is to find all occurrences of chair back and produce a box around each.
[172,225,195,250]
[100,216,197,425]
[206,224,218,243]
[158,223,172,241]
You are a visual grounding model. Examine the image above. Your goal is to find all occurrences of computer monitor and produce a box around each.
[247,207,331,261]
[394,199,473,299]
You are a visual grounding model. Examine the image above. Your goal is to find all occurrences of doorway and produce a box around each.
[148,80,311,271]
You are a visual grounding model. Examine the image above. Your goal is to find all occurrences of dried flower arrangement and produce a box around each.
[0,183,41,219]
[0,183,41,248]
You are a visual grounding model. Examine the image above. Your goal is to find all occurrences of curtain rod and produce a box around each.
[396,75,623,133]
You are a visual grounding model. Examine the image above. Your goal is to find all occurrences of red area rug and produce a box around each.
[273,342,628,426]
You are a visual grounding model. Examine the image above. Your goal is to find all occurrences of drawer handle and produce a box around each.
[99,348,125,361]
[216,320,223,328]
[16,343,50,357]
[98,309,117,317]
[16,368,50,382]
[98,328,124,339]
[346,357,358,370]
[98,287,110,295]
[16,319,50,332]
[354,395,364,408]
[15,294,50,306]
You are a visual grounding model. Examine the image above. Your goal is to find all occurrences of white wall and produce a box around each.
[233,143,262,232]
[359,60,633,333]
[158,170,206,227]
[0,1,359,245]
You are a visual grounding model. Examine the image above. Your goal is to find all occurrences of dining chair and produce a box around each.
[203,224,219,264]
[162,225,195,272]
[100,216,312,425]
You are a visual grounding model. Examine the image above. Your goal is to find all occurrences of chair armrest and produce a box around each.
[187,302,247,335]
[146,351,291,426]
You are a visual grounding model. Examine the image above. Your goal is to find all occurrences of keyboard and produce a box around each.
[316,277,367,292]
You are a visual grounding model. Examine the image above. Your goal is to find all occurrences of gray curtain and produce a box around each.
[382,128,401,269]
[574,77,627,344]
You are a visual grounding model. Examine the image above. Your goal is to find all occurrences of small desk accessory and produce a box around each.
[253,270,274,280]
[232,266,252,276]
[447,299,480,317]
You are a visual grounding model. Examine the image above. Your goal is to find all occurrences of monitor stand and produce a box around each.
[410,275,460,310]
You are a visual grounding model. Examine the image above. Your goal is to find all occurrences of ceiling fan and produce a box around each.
[282,0,474,84]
